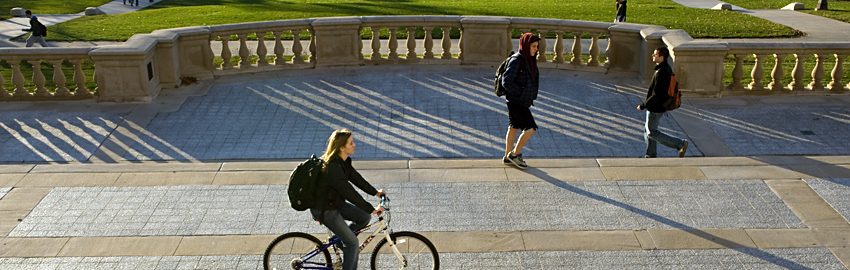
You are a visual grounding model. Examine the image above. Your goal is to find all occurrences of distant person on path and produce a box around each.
[124,0,139,6]
[501,33,541,170]
[615,0,627,22]
[637,46,688,158]
[22,10,49,47]
[312,129,387,270]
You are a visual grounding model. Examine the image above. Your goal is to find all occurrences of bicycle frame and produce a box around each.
[293,198,406,270]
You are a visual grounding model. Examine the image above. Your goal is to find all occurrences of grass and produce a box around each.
[0,0,113,15]
[45,0,799,42]
[1,60,97,95]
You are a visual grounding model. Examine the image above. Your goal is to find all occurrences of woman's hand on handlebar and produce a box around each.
[373,206,386,215]
[375,189,386,198]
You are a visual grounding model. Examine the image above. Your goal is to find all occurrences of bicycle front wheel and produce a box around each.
[264,232,331,270]
[371,231,439,270]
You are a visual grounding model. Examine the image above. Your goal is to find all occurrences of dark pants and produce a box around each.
[311,203,371,270]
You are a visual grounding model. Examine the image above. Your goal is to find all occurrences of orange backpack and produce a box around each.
[662,74,681,111]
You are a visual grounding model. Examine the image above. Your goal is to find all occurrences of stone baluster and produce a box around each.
[423,27,434,59]
[458,28,464,60]
[809,54,825,91]
[441,26,452,59]
[273,31,285,65]
[728,54,745,91]
[11,62,29,97]
[788,53,805,91]
[537,30,548,63]
[749,54,765,91]
[604,35,612,66]
[220,35,233,69]
[768,54,786,91]
[587,33,601,67]
[31,60,50,97]
[291,29,304,64]
[388,27,399,60]
[0,68,7,97]
[506,28,513,56]
[51,59,71,97]
[570,31,583,66]
[237,33,251,68]
[553,30,565,63]
[406,26,417,60]
[829,54,845,91]
[256,32,268,66]
[370,27,381,60]
[71,59,91,97]
[309,29,316,63]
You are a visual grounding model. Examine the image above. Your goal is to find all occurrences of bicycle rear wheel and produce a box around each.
[264,232,332,270]
[371,231,439,270]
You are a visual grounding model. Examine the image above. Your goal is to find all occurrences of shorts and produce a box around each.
[507,101,538,131]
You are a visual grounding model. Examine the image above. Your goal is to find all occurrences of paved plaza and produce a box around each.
[1,66,850,269]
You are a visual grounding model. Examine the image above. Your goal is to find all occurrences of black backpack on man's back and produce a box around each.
[494,51,517,97]
[287,155,324,211]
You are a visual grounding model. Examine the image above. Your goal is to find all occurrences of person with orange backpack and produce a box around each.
[637,46,688,158]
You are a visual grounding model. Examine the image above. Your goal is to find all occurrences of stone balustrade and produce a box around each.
[0,48,95,101]
[1,15,848,103]
[723,42,850,93]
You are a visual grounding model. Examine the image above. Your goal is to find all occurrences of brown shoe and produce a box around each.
[678,140,688,158]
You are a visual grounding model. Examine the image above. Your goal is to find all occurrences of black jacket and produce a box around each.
[24,16,46,37]
[313,156,378,213]
[501,52,539,107]
[616,0,628,18]
[641,62,672,113]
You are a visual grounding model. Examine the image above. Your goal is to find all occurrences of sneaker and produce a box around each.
[503,153,511,164]
[678,140,689,158]
[508,153,528,170]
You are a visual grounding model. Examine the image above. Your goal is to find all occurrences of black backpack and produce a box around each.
[287,155,324,211]
[494,51,517,97]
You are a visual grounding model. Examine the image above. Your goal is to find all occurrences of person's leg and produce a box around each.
[36,36,49,47]
[505,126,518,160]
[644,111,657,158]
[339,202,371,234]
[25,35,36,47]
[645,111,684,156]
[512,128,536,155]
[315,208,360,270]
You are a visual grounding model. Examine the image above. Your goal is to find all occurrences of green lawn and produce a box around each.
[0,0,113,15]
[45,0,799,41]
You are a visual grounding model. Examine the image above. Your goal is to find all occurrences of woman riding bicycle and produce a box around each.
[312,128,387,270]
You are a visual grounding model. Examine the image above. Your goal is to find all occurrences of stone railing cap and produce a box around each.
[310,17,362,26]
[460,16,511,24]
[209,19,311,33]
[0,47,92,59]
[90,35,156,56]
[361,15,425,24]
[661,29,695,48]
[640,27,671,39]
[672,40,729,52]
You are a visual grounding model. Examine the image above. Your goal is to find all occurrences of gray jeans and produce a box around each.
[311,202,371,270]
[644,111,684,158]
[26,35,49,47]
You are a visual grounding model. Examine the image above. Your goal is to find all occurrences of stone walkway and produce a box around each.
[1,67,850,269]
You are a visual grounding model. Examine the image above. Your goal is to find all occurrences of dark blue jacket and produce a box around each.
[501,52,539,107]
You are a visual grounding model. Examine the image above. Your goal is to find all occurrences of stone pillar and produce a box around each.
[291,29,305,64]
[570,31,583,66]
[553,30,565,63]
[459,17,511,65]
[11,62,29,97]
[31,60,50,97]
[769,54,786,91]
[237,33,251,68]
[370,27,381,60]
[311,17,364,68]
[668,43,729,95]
[174,27,215,80]
[388,27,399,60]
[406,26,417,61]
[256,32,268,66]
[90,45,162,103]
[273,31,285,65]
[537,30,548,63]
[749,54,765,91]
[788,53,806,91]
[423,27,434,59]
[51,59,71,97]
[728,54,745,91]
[220,36,233,69]
[441,26,452,59]
[71,59,91,97]
[607,25,646,74]
[829,54,845,91]
[809,54,826,91]
[587,33,601,67]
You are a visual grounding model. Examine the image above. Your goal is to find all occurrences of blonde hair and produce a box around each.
[320,128,353,171]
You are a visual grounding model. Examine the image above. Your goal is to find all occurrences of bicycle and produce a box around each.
[263,196,440,270]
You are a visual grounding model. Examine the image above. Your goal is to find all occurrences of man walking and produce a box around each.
[637,46,688,158]
[22,10,49,47]
[615,0,627,22]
